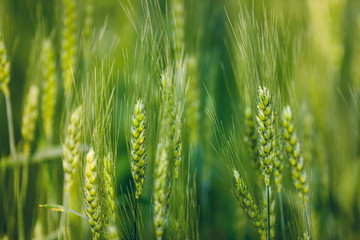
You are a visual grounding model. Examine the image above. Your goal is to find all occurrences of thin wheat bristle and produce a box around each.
[84,148,102,240]
[282,106,308,205]
[21,86,40,158]
[41,39,57,142]
[62,106,82,192]
[130,99,147,199]
[0,33,10,97]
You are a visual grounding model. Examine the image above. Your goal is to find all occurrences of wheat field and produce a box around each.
[0,0,360,239]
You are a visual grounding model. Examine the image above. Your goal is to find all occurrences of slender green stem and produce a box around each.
[15,167,24,240]
[5,96,24,240]
[266,185,270,240]
[20,162,29,204]
[134,198,138,240]
[5,96,16,159]
[278,192,285,240]
[304,201,311,238]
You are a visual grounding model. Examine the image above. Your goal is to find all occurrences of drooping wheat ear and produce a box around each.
[154,140,172,240]
[245,105,259,170]
[0,33,10,97]
[185,56,200,145]
[84,149,102,240]
[130,99,147,199]
[171,0,185,66]
[21,86,40,158]
[41,39,57,142]
[282,106,308,205]
[62,106,82,193]
[173,117,182,179]
[232,169,262,231]
[61,0,77,96]
[260,189,275,240]
[256,86,275,186]
[103,152,119,239]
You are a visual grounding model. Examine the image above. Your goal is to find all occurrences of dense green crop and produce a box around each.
[0,0,360,239]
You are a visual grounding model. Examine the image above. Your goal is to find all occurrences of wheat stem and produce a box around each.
[266,185,270,240]
[278,192,285,240]
[134,198,137,240]
[5,96,16,159]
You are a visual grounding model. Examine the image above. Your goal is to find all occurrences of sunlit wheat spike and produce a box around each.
[282,106,309,205]
[256,86,275,186]
[41,39,57,142]
[21,86,40,158]
[130,99,147,199]
[61,0,77,96]
[0,32,10,97]
[62,106,82,193]
[84,148,102,240]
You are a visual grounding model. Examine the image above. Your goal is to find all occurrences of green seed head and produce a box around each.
[84,148,102,240]
[130,99,147,199]
[0,34,10,97]
[21,86,40,158]
[233,169,262,230]
[256,86,275,186]
[61,0,77,96]
[41,39,57,142]
[282,105,308,205]
[62,106,82,192]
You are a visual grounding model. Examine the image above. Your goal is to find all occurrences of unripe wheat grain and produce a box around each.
[130,99,147,199]
[0,33,10,97]
[41,39,57,142]
[62,107,82,192]
[21,86,40,158]
[84,149,102,240]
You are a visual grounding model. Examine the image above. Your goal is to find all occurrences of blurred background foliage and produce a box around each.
[0,0,360,239]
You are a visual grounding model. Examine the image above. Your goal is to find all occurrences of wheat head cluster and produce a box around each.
[0,0,360,239]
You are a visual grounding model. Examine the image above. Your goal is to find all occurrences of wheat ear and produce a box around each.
[62,107,82,192]
[21,86,40,158]
[130,99,147,199]
[41,39,57,142]
[84,149,102,240]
